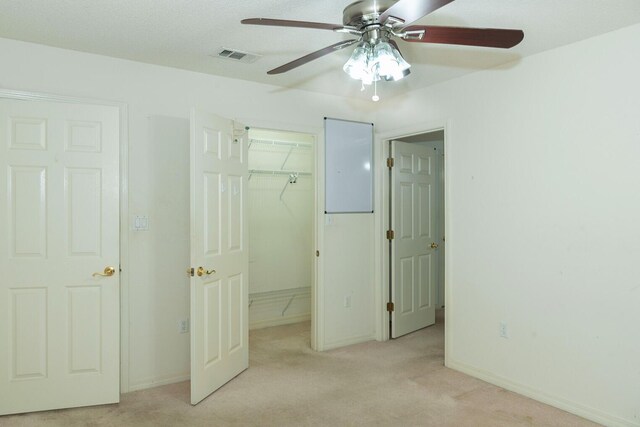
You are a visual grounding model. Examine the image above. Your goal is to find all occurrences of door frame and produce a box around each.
[0,89,131,392]
[375,120,452,364]
[241,119,324,350]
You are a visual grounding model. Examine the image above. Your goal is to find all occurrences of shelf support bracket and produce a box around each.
[281,146,294,170]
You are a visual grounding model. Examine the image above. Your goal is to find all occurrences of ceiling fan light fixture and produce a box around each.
[384,67,411,81]
[372,40,408,81]
[343,42,372,81]
[343,38,411,88]
[371,41,395,74]
[391,44,411,78]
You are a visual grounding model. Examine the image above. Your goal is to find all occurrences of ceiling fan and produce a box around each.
[242,0,524,100]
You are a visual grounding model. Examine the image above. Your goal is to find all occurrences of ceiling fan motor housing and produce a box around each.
[342,0,398,28]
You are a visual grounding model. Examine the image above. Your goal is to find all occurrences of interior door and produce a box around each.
[390,140,438,338]
[189,109,248,405]
[0,97,120,415]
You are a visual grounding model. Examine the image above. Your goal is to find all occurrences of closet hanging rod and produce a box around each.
[248,139,312,149]
[280,172,299,201]
[248,169,311,176]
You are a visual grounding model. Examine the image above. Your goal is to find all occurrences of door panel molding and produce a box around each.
[189,109,249,405]
[0,92,124,414]
[0,89,131,394]
[390,140,437,337]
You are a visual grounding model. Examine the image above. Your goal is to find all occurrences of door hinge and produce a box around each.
[387,157,394,168]
[187,267,194,277]
[386,230,395,240]
[387,302,395,312]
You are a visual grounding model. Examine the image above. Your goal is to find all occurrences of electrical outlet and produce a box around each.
[499,321,509,339]
[179,319,190,334]
[344,295,352,308]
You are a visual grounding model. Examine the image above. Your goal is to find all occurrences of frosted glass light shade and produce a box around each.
[372,41,410,81]
[343,43,371,81]
[343,39,411,84]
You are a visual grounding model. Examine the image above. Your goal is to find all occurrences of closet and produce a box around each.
[247,128,314,329]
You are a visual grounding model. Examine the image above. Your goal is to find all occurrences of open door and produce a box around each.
[390,140,438,338]
[189,109,248,405]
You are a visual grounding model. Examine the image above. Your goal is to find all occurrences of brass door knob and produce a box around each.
[93,266,116,277]
[197,266,216,277]
[430,242,439,249]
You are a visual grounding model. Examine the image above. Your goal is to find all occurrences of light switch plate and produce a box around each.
[132,215,149,231]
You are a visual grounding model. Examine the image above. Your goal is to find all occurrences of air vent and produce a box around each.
[213,48,261,64]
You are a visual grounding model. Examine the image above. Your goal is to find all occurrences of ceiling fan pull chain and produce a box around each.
[372,80,380,102]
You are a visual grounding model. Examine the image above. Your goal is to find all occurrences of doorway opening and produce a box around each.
[387,129,445,339]
[246,128,316,338]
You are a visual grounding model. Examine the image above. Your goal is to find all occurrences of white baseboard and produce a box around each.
[127,373,190,393]
[322,333,376,351]
[249,287,311,330]
[447,358,637,427]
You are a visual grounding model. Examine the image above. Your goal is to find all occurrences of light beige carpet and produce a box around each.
[1,312,597,426]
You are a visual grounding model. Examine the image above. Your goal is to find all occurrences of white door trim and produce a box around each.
[374,120,452,364]
[0,88,131,393]
[313,126,325,351]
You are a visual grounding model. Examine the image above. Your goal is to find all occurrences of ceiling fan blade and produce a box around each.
[403,25,524,48]
[267,39,359,75]
[242,18,344,31]
[379,0,454,27]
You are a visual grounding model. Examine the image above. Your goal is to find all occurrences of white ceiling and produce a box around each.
[1,0,640,100]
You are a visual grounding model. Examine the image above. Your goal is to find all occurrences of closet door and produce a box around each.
[0,97,120,415]
[189,109,248,405]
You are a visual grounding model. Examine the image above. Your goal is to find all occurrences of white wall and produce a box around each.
[320,213,376,349]
[376,24,640,426]
[316,118,377,349]
[0,37,379,391]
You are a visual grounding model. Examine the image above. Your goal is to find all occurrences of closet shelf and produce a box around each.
[249,169,311,176]
[248,139,312,149]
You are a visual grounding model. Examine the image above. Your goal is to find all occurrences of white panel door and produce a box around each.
[189,109,248,405]
[391,140,438,338]
[0,98,120,415]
